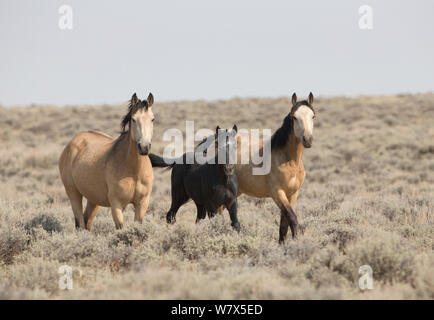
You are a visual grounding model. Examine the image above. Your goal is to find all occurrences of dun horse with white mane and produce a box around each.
[59,93,155,230]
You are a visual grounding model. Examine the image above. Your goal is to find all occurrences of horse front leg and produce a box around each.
[227,200,240,232]
[110,205,124,230]
[134,193,150,224]
[272,190,298,243]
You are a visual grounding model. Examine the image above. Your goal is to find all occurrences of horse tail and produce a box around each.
[148,153,175,170]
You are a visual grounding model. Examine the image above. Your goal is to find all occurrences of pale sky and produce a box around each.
[1,0,433,106]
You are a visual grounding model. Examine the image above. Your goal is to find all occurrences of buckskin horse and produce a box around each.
[59,93,156,230]
[233,92,315,242]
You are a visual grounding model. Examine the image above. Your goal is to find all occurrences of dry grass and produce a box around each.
[0,93,433,299]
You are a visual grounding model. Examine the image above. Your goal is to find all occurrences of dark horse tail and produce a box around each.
[148,153,175,169]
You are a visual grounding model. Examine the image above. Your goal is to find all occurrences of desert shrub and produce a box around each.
[110,222,154,247]
[29,231,113,267]
[246,238,316,268]
[3,257,62,296]
[25,214,63,236]
[323,193,344,211]
[411,256,434,299]
[0,285,45,299]
[0,227,30,265]
[306,264,350,290]
[324,224,358,250]
[333,236,415,285]
[160,221,262,261]
[281,239,317,263]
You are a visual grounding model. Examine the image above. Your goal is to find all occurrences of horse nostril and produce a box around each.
[303,136,312,147]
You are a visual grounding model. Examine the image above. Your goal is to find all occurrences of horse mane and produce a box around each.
[120,97,149,133]
[271,100,314,150]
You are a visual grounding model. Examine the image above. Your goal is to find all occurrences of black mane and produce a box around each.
[271,100,314,149]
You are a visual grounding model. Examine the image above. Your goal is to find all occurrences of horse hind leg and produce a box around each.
[166,177,189,224]
[166,198,187,224]
[65,186,85,229]
[84,201,99,230]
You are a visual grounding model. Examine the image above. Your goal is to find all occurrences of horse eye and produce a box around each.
[131,119,136,122]
[152,118,155,122]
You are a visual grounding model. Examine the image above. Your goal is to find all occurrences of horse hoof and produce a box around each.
[232,222,240,233]
[291,227,298,239]
[166,215,176,224]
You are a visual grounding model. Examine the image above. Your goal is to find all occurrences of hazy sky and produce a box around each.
[1,0,433,106]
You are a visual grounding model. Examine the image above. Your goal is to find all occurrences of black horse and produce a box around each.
[149,125,240,231]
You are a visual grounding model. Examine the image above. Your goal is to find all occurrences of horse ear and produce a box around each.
[147,92,154,107]
[232,124,238,134]
[216,126,220,134]
[308,92,314,105]
[131,93,139,105]
[291,93,297,106]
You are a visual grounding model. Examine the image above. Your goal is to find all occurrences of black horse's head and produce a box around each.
[215,125,238,176]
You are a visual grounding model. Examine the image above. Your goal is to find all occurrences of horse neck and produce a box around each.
[273,132,304,164]
[125,131,147,173]
[213,157,229,184]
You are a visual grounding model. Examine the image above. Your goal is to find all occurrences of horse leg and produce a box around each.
[216,205,225,215]
[195,203,206,223]
[109,201,124,229]
[65,186,85,229]
[83,201,99,231]
[134,193,150,224]
[227,200,240,232]
[287,190,299,209]
[272,189,298,243]
[207,209,216,218]
[166,184,189,224]
[278,210,289,243]
[285,190,300,237]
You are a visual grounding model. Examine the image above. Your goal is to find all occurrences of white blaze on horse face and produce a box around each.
[217,129,237,165]
[293,105,314,146]
[131,108,154,151]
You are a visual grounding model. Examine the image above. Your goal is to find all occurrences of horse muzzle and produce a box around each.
[302,136,313,148]
[137,143,151,155]
[223,165,235,176]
